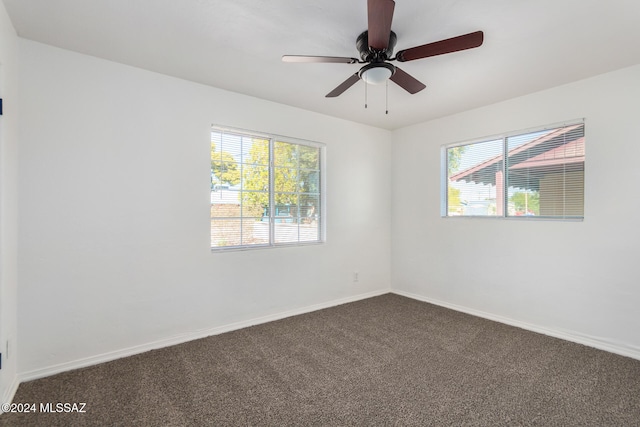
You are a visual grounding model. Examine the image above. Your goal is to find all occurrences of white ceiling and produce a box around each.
[4,0,640,130]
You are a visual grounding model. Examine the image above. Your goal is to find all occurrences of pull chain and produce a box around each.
[362,81,390,114]
[385,79,389,115]
[364,81,368,109]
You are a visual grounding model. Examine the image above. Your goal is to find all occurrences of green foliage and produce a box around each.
[446,146,467,215]
[447,146,467,174]
[211,141,240,186]
[241,138,270,217]
[242,140,320,219]
[448,186,462,214]
[510,191,540,215]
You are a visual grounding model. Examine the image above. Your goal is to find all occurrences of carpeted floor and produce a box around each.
[2,294,640,426]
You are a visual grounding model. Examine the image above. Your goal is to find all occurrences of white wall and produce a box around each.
[12,22,640,386]
[0,0,19,404]
[17,39,391,377]
[391,64,640,358]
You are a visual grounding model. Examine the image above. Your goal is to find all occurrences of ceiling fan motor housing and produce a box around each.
[357,30,397,62]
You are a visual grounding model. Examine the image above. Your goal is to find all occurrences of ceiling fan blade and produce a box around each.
[326,73,361,98]
[395,31,484,62]
[390,67,426,94]
[368,0,395,50]
[282,55,359,64]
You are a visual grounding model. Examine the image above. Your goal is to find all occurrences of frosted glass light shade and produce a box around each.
[361,66,393,85]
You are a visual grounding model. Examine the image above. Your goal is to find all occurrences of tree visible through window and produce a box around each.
[211,128,323,249]
[443,121,584,219]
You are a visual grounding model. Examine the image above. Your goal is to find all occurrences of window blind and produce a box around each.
[506,123,584,218]
[446,138,504,216]
[444,121,585,219]
[211,128,323,249]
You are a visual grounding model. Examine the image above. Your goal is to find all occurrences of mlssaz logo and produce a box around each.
[40,402,87,413]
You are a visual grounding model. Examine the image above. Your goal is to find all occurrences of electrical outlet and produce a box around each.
[6,339,9,360]
[353,271,359,282]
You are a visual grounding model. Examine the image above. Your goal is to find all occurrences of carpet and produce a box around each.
[2,294,639,426]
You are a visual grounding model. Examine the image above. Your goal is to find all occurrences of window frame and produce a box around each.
[441,119,585,220]
[210,125,326,251]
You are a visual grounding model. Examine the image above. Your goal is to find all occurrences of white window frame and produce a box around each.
[441,119,585,220]
[211,125,326,251]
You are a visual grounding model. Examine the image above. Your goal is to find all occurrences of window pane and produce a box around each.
[274,194,298,221]
[211,218,241,247]
[507,123,584,218]
[300,221,320,242]
[243,138,269,166]
[274,222,299,244]
[300,169,320,193]
[447,139,504,216]
[300,194,320,223]
[274,214,320,244]
[243,217,269,246]
[299,194,320,243]
[274,167,299,192]
[210,218,269,247]
[211,134,241,188]
[241,192,268,218]
[299,145,320,169]
[250,220,270,245]
[274,141,296,167]
[242,165,269,192]
[211,197,241,217]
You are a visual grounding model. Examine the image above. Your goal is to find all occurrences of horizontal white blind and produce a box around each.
[273,141,321,245]
[447,139,504,216]
[506,123,584,218]
[211,131,269,248]
[444,120,585,219]
[211,128,322,249]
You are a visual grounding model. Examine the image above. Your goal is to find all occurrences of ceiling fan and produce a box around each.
[282,0,484,98]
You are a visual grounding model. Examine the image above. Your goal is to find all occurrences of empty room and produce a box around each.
[1,0,639,425]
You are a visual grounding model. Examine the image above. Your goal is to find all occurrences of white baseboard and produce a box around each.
[392,289,640,362]
[1,374,20,413]
[18,288,390,384]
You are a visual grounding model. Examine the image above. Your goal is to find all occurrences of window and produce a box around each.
[443,121,585,219]
[211,127,324,249]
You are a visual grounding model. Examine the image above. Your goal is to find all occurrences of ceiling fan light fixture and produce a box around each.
[359,62,395,85]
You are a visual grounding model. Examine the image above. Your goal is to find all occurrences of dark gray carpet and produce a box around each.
[2,294,640,426]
